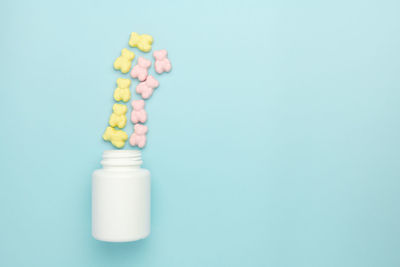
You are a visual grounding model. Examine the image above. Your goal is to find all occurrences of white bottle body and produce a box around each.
[92,150,150,242]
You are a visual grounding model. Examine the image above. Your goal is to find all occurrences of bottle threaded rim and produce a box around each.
[101,150,143,167]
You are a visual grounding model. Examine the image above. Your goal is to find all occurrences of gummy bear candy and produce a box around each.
[153,49,172,74]
[109,103,128,128]
[130,57,151,82]
[114,78,131,102]
[129,124,148,148]
[103,126,128,148]
[129,32,153,52]
[113,48,135,73]
[136,75,159,99]
[131,100,147,124]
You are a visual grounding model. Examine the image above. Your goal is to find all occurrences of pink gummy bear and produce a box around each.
[153,49,171,74]
[130,57,151,81]
[131,100,147,124]
[136,75,159,99]
[130,124,148,148]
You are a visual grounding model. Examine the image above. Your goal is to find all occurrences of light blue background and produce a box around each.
[1,0,399,266]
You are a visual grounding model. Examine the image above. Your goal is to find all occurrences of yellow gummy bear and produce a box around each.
[129,32,153,52]
[113,78,131,102]
[103,126,128,148]
[113,48,135,73]
[109,103,128,128]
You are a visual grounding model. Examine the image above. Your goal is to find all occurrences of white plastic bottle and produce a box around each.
[92,150,150,242]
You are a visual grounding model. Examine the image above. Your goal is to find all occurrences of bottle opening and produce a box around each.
[101,150,143,167]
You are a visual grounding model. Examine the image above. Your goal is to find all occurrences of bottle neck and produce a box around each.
[101,150,143,169]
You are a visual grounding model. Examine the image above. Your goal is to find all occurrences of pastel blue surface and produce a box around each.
[1,0,400,266]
